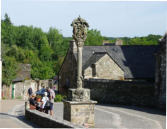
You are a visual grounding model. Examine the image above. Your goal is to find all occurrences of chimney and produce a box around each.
[70,40,77,53]
[115,39,123,45]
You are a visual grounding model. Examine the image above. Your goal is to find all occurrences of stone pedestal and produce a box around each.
[63,100,97,127]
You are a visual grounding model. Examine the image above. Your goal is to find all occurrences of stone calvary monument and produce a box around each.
[63,16,97,127]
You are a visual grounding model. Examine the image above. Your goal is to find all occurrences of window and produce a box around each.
[91,64,96,77]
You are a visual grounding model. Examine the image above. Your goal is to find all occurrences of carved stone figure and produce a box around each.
[71,16,89,47]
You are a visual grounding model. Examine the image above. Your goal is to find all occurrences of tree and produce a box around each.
[47,27,64,59]
[85,29,103,46]
[31,61,55,80]
[1,15,15,46]
[2,56,18,86]
[39,35,53,61]
[3,13,12,25]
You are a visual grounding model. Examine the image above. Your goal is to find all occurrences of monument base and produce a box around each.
[63,100,97,127]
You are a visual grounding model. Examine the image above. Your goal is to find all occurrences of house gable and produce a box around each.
[84,53,124,80]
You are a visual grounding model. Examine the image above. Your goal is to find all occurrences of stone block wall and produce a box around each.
[59,48,77,95]
[2,85,12,99]
[155,34,166,109]
[25,107,83,128]
[63,101,96,127]
[14,80,38,100]
[84,79,155,107]
[84,54,124,80]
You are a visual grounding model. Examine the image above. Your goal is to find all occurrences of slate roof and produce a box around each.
[13,64,31,82]
[74,45,159,79]
[83,52,107,70]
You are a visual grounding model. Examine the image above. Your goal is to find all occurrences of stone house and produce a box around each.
[155,33,166,109]
[58,40,159,95]
[11,64,36,100]
[2,64,31,99]
[3,64,35,100]
[7,64,54,100]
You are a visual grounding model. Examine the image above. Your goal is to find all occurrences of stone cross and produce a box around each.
[71,16,89,89]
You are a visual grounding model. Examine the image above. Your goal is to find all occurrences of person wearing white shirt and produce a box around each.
[41,92,49,112]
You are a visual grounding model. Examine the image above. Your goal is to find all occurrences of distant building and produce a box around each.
[103,39,123,46]
[115,39,123,45]
[2,64,37,100]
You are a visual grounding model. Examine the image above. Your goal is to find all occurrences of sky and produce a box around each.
[1,0,167,37]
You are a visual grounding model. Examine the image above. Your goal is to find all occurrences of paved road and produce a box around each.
[0,100,38,128]
[54,103,166,129]
[0,100,165,128]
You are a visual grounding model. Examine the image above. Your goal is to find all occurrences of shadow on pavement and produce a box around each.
[0,113,39,128]
[97,104,166,116]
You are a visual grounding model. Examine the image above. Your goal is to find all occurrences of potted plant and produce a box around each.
[36,95,42,102]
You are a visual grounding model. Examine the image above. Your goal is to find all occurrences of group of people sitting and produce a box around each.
[28,87,55,116]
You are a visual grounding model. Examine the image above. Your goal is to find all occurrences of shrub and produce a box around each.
[2,97,6,100]
[54,94,66,102]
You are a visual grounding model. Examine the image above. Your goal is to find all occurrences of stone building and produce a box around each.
[155,33,166,109]
[115,39,123,45]
[11,64,35,100]
[3,64,36,100]
[6,64,54,100]
[58,40,159,95]
[103,39,123,46]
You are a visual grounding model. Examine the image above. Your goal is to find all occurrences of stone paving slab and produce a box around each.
[0,100,38,128]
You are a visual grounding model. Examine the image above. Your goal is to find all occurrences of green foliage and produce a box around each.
[2,97,6,100]
[54,94,67,102]
[6,45,26,62]
[1,13,162,86]
[85,29,103,46]
[104,35,162,45]
[2,56,18,86]
[3,13,12,25]
[36,95,42,99]
[1,14,69,83]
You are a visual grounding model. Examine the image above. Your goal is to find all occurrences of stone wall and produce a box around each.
[155,34,166,109]
[2,85,12,99]
[38,80,53,89]
[25,103,83,128]
[84,79,155,107]
[63,101,96,127]
[14,80,38,100]
[2,79,53,100]
[84,54,124,80]
[59,43,77,95]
